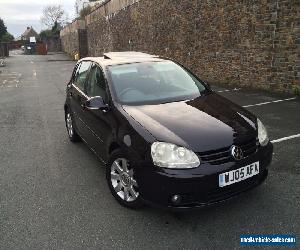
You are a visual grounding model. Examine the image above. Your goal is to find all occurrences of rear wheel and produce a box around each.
[106,149,143,209]
[65,110,81,142]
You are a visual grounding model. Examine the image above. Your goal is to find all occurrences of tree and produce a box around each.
[79,6,92,19]
[75,0,102,16]
[0,18,14,42]
[1,32,14,42]
[41,5,68,28]
[39,29,53,40]
[39,21,61,40]
[0,18,8,39]
[51,21,62,35]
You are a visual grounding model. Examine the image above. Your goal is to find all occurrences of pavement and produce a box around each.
[0,50,299,249]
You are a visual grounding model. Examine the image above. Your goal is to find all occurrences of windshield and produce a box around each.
[108,61,208,105]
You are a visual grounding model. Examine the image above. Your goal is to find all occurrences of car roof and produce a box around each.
[78,51,167,67]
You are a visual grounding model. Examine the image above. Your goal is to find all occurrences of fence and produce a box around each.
[0,43,9,57]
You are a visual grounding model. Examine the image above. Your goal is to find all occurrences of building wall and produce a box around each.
[60,20,86,56]
[61,30,80,56]
[60,1,299,88]
[85,0,299,89]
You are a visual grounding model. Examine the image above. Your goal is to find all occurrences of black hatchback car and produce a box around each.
[64,52,273,209]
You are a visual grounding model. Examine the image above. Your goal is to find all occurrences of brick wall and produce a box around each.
[60,20,87,56]
[85,0,299,89]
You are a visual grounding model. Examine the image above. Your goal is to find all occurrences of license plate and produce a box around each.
[219,162,260,187]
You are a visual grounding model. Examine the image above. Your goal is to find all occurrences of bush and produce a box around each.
[0,32,14,42]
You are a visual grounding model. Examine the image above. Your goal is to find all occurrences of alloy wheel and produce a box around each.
[110,158,139,202]
[66,113,74,138]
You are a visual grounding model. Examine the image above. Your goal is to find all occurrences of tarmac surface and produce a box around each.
[0,50,299,249]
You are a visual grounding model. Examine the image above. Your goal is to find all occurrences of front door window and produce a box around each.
[74,61,91,92]
[86,63,107,102]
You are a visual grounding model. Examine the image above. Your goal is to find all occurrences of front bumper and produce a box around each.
[135,142,273,210]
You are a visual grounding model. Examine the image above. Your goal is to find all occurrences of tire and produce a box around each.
[106,149,144,209]
[65,109,81,142]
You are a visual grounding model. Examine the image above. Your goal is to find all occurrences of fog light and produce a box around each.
[171,195,181,204]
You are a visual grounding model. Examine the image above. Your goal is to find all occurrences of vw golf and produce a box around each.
[64,52,273,209]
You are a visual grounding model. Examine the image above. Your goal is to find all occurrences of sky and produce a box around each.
[0,0,76,38]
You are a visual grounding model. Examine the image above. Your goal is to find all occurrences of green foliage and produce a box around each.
[0,18,7,38]
[51,21,62,35]
[1,32,14,42]
[293,85,300,96]
[0,18,14,42]
[39,29,53,39]
[79,6,92,19]
[39,21,62,40]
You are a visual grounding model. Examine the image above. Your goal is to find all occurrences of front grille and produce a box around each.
[240,138,258,157]
[198,138,258,165]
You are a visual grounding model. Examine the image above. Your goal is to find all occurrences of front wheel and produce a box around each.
[65,110,81,142]
[106,149,143,209]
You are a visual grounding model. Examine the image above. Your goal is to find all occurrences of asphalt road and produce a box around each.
[0,51,299,249]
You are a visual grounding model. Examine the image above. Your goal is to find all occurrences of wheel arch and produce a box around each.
[64,103,68,113]
[108,141,121,155]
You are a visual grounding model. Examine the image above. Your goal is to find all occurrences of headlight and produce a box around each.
[257,119,269,146]
[151,142,200,169]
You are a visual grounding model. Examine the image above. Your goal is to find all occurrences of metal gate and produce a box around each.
[78,29,88,58]
[0,43,9,57]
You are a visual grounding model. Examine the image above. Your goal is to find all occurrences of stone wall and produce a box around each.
[60,20,86,57]
[61,30,79,56]
[85,0,299,90]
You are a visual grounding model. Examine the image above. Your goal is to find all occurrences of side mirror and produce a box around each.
[85,96,109,112]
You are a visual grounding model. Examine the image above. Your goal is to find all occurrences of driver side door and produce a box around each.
[70,60,92,141]
[84,63,114,161]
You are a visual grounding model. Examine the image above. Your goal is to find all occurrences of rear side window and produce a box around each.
[74,61,91,91]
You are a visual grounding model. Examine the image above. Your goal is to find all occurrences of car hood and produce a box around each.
[121,93,257,152]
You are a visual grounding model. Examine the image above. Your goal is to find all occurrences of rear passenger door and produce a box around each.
[70,60,92,139]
